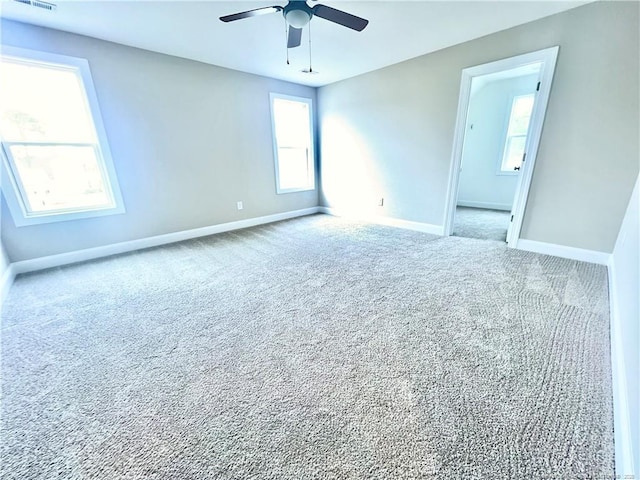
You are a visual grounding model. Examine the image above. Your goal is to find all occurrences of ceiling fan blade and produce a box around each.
[287,26,303,48]
[220,6,282,23]
[312,4,368,31]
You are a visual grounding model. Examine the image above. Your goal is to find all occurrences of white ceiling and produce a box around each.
[0,0,590,87]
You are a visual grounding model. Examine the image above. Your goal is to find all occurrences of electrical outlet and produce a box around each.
[237,201,243,210]
[378,197,384,207]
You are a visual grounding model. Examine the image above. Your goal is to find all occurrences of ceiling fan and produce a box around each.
[220,1,369,49]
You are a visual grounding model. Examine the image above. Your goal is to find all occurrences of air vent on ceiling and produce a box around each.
[13,0,57,11]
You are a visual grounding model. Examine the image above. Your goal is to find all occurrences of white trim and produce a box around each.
[443,66,471,235]
[456,200,512,211]
[0,263,15,306]
[495,170,519,177]
[608,256,636,477]
[506,49,558,247]
[0,46,125,227]
[443,46,560,249]
[319,207,444,236]
[516,239,610,265]
[11,207,320,275]
[269,92,316,195]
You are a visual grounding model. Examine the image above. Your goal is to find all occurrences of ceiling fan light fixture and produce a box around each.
[285,9,311,28]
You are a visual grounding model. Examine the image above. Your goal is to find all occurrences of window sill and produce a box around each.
[4,198,126,227]
[276,186,315,194]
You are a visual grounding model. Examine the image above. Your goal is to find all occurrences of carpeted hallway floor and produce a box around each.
[454,206,511,242]
[1,214,613,479]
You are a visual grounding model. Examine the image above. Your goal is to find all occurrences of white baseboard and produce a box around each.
[516,239,610,265]
[373,215,445,236]
[457,200,512,211]
[608,257,636,477]
[319,207,444,236]
[11,207,321,276]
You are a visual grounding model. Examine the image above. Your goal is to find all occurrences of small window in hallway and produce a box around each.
[500,93,535,173]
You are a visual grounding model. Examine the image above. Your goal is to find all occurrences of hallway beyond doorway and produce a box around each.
[453,206,510,242]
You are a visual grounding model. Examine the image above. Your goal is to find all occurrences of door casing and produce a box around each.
[442,46,559,247]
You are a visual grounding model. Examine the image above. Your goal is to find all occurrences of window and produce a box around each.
[499,93,535,173]
[270,93,315,193]
[0,47,124,226]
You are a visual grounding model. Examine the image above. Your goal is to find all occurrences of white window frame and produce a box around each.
[496,93,535,176]
[269,93,316,194]
[0,46,125,226]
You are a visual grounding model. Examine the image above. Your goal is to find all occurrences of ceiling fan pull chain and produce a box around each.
[308,20,312,73]
[285,18,290,65]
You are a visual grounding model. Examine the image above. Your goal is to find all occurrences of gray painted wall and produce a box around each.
[318,1,639,253]
[1,20,318,262]
[457,74,538,211]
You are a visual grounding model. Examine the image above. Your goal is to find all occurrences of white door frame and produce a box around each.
[442,46,559,247]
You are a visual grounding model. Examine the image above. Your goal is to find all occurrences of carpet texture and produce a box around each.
[454,206,511,242]
[1,214,613,479]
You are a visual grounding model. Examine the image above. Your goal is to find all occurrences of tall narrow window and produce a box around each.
[0,47,124,226]
[270,93,315,193]
[500,93,535,173]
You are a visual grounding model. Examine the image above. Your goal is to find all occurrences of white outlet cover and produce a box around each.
[237,201,243,210]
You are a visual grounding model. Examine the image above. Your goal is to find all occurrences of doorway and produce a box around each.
[454,64,540,241]
[443,47,559,247]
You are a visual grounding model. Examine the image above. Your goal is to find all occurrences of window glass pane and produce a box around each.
[0,59,96,143]
[503,136,526,171]
[501,94,535,172]
[277,147,309,190]
[9,144,111,213]
[273,98,310,148]
[271,95,314,192]
[507,94,535,136]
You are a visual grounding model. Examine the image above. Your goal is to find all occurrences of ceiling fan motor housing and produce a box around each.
[284,1,313,28]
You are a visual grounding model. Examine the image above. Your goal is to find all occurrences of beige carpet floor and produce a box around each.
[0,214,613,479]
[454,206,512,242]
